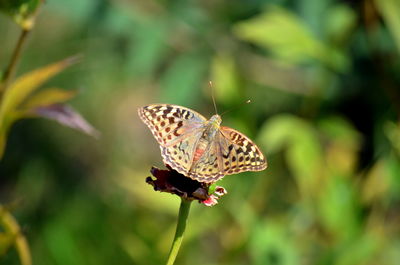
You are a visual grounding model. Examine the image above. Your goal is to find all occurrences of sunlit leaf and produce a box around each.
[259,114,323,197]
[319,116,362,175]
[363,153,400,203]
[33,104,100,138]
[384,121,400,155]
[21,88,77,110]
[0,232,14,256]
[375,0,400,53]
[258,114,301,154]
[0,56,80,118]
[233,5,348,71]
[211,53,241,105]
[0,205,32,265]
[362,159,391,204]
[325,4,357,45]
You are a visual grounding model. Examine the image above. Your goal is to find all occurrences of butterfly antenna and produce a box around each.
[209,81,218,114]
[220,99,251,116]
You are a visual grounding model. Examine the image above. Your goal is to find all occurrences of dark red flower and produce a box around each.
[146,166,227,206]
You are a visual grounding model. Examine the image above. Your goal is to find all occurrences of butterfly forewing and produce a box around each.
[138,104,207,175]
[138,104,206,146]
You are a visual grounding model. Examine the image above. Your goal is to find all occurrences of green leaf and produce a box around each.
[317,176,360,242]
[375,0,400,53]
[249,221,299,265]
[258,114,301,154]
[259,114,323,197]
[0,0,42,29]
[0,56,79,118]
[0,111,21,159]
[160,50,208,106]
[0,232,15,256]
[210,53,241,105]
[233,5,348,71]
[325,4,357,45]
[0,56,80,159]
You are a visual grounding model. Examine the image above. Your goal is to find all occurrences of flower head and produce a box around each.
[146,166,227,206]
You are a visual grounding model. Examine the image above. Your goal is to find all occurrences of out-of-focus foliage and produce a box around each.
[1,0,400,265]
[0,0,42,29]
[0,56,98,159]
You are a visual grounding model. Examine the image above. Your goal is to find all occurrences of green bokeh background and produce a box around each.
[1,0,400,264]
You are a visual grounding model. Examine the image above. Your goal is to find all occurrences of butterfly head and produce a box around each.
[209,114,222,128]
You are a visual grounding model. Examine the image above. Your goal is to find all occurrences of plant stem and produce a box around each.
[166,198,192,265]
[0,205,32,265]
[1,28,30,94]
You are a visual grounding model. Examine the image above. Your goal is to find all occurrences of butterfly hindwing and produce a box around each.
[218,126,267,175]
[188,140,224,183]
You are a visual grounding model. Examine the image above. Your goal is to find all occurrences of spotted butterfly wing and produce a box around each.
[138,104,206,175]
[188,126,267,182]
[218,126,267,173]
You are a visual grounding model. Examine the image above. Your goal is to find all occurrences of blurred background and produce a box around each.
[1,0,400,264]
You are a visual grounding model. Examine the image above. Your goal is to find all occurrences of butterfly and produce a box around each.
[138,104,267,183]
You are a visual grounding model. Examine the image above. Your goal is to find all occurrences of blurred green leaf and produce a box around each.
[325,4,357,45]
[233,5,348,71]
[211,53,241,105]
[319,116,361,175]
[0,56,79,118]
[44,222,84,265]
[0,232,14,256]
[384,121,400,155]
[127,19,170,77]
[335,231,380,265]
[249,221,299,265]
[0,0,42,29]
[317,176,360,242]
[0,56,81,159]
[259,114,323,196]
[375,0,400,53]
[258,114,301,154]
[160,50,208,105]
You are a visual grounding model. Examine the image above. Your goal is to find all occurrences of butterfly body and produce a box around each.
[138,104,267,183]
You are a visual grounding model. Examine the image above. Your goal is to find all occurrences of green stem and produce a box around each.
[166,198,192,265]
[1,28,30,93]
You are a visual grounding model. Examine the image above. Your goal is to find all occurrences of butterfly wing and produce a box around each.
[188,126,267,183]
[218,126,267,175]
[138,104,207,175]
[187,140,225,183]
